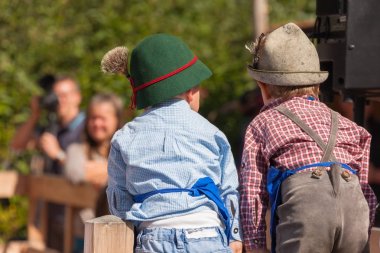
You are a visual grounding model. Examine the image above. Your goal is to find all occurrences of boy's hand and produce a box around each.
[229,241,243,253]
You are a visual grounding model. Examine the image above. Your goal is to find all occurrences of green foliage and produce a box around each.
[269,0,316,23]
[0,0,317,160]
[0,0,255,163]
[0,197,28,243]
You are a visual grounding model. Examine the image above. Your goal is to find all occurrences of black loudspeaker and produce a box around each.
[314,0,380,92]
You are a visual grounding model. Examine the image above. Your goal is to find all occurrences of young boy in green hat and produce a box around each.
[240,23,376,253]
[102,34,242,253]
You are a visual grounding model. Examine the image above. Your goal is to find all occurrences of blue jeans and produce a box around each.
[135,226,232,253]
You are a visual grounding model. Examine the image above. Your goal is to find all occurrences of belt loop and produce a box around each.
[136,231,143,248]
[175,229,185,249]
[218,227,227,246]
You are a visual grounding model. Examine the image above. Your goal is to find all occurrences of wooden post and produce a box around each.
[0,171,26,197]
[84,215,134,253]
[253,0,269,37]
[63,206,74,253]
[27,199,47,250]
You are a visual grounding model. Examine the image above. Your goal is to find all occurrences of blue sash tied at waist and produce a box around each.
[133,177,231,242]
[267,162,357,253]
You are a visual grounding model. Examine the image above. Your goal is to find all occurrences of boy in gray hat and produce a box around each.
[240,23,376,253]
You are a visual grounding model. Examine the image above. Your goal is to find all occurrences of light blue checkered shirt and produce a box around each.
[107,99,242,241]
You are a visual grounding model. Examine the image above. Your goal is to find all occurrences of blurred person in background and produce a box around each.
[64,93,123,185]
[11,75,85,174]
[64,93,124,253]
[10,75,85,251]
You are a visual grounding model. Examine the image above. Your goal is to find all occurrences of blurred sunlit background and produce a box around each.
[0,0,315,246]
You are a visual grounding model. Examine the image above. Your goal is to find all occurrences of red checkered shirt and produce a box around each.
[240,96,377,250]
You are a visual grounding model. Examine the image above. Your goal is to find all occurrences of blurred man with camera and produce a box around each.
[11,76,85,174]
[11,76,85,251]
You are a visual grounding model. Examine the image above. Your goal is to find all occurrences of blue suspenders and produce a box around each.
[133,177,232,242]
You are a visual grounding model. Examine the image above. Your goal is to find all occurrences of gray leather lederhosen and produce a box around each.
[274,105,370,253]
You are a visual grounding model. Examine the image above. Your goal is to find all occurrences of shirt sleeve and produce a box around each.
[357,127,378,227]
[106,140,134,219]
[240,123,269,250]
[215,131,242,242]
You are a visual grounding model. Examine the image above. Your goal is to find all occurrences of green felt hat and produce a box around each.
[101,34,212,109]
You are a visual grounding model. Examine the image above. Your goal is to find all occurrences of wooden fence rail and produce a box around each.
[0,171,99,253]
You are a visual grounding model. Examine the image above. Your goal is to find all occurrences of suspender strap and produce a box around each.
[320,110,339,162]
[275,105,339,162]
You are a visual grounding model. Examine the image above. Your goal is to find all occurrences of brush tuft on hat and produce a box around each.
[245,41,256,55]
[101,46,129,76]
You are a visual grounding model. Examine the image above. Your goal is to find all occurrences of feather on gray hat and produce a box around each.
[246,23,328,86]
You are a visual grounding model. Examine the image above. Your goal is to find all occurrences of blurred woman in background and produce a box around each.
[64,93,124,253]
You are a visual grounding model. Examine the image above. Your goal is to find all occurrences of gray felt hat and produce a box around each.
[247,23,328,86]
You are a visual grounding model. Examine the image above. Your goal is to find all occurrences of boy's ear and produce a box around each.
[257,81,265,89]
[257,81,272,102]
[185,89,193,103]
[186,87,199,102]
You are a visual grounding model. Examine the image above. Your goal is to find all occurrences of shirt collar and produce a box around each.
[145,98,190,112]
[260,95,319,113]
